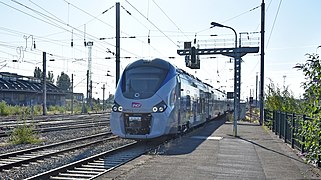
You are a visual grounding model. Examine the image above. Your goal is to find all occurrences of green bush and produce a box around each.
[0,101,10,116]
[294,53,321,164]
[10,117,41,145]
[33,105,42,115]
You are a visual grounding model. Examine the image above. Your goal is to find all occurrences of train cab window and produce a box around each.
[122,66,167,99]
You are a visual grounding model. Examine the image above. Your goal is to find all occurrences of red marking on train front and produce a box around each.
[132,102,142,108]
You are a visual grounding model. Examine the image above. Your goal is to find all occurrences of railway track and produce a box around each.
[0,132,115,171]
[25,141,160,180]
[0,113,109,137]
[1,116,223,179]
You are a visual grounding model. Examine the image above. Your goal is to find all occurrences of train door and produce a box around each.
[176,75,182,132]
[205,92,211,120]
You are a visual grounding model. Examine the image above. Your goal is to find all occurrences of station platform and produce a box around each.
[97,117,321,179]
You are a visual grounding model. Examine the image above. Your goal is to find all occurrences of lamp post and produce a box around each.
[210,22,237,50]
[211,22,239,137]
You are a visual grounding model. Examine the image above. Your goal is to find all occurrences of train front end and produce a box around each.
[110,59,177,139]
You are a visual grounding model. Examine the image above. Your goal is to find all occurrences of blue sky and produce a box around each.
[1,0,320,99]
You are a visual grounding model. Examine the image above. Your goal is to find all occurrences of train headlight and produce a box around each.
[112,102,123,112]
[159,106,164,112]
[152,101,167,113]
[112,106,118,112]
[152,107,158,112]
[118,106,123,112]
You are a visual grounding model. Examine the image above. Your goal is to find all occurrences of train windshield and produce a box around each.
[122,66,168,99]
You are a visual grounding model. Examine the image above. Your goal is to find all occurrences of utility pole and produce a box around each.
[42,52,47,115]
[116,2,120,86]
[259,0,265,125]
[115,2,120,87]
[90,80,93,110]
[102,84,105,111]
[71,73,74,114]
[86,41,93,108]
[86,70,89,106]
[256,72,258,107]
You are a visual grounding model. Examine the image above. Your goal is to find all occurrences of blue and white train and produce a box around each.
[110,58,229,139]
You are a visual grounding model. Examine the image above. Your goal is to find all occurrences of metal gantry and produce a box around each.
[177,46,259,136]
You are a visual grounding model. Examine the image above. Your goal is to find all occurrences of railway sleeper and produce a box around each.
[8,157,30,161]
[50,176,87,180]
[66,170,101,175]
[57,173,94,178]
[81,164,105,169]
[18,154,37,158]
[87,162,104,166]
[74,167,106,171]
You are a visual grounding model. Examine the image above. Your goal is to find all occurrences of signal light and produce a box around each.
[191,47,196,63]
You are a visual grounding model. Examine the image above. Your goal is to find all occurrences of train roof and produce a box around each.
[124,58,226,95]
[125,58,172,71]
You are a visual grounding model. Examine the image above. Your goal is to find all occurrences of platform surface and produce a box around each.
[96,118,321,179]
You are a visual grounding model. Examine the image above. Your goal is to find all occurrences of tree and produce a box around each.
[56,72,71,91]
[47,71,54,84]
[294,53,321,165]
[33,67,54,83]
[295,54,321,116]
[265,79,302,113]
[34,67,42,79]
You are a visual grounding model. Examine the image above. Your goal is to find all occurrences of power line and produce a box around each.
[124,0,179,48]
[1,0,160,74]
[28,0,65,24]
[5,0,115,52]
[120,5,166,57]
[197,4,261,34]
[266,0,282,48]
[151,0,189,39]
[63,0,114,29]
[60,1,164,58]
[1,1,70,32]
[223,5,261,23]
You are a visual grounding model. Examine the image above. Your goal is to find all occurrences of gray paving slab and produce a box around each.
[96,118,321,180]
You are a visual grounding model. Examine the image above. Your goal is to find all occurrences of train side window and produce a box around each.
[186,95,191,109]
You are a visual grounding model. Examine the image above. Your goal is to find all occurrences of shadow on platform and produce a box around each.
[152,117,226,156]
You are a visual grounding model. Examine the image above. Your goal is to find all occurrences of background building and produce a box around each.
[0,72,67,106]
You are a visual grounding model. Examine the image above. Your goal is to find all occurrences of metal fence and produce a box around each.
[264,109,320,167]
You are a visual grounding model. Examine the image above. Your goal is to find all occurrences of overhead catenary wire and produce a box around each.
[266,0,282,49]
[124,0,179,48]
[0,1,120,93]
[7,0,130,53]
[1,1,70,33]
[223,5,261,23]
[196,4,261,34]
[20,0,142,62]
[28,0,64,24]
[64,0,114,29]
[151,0,189,40]
[120,5,166,57]
[11,0,161,59]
